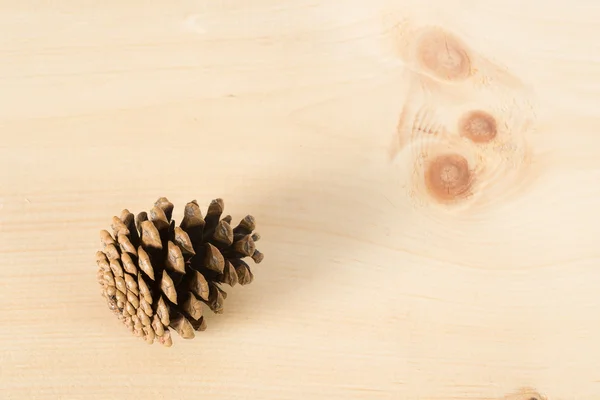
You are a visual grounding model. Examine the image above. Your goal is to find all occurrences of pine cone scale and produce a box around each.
[160,270,178,304]
[120,253,137,275]
[111,216,130,237]
[137,247,155,280]
[140,297,152,316]
[233,235,256,256]
[170,313,195,339]
[152,315,165,337]
[182,292,204,320]
[181,201,204,230]
[213,220,234,245]
[220,261,238,287]
[140,221,162,249]
[137,274,152,304]
[174,227,195,256]
[204,243,225,273]
[166,241,186,274]
[100,230,115,247]
[114,289,126,304]
[104,244,120,261]
[154,197,174,218]
[149,206,170,231]
[188,270,210,301]
[124,274,138,295]
[234,215,256,234]
[106,285,117,297]
[156,296,170,326]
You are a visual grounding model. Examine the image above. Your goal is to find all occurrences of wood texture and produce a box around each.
[1,1,600,399]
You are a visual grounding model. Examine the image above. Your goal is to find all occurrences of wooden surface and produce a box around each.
[1,1,600,399]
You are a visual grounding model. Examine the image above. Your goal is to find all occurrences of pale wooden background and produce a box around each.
[1,1,600,399]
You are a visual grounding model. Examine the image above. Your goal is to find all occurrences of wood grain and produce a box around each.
[1,1,600,399]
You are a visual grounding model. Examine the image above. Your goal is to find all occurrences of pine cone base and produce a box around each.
[95,197,263,346]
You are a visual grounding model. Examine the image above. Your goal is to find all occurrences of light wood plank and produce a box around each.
[1,1,600,399]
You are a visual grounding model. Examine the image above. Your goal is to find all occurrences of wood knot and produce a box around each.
[503,388,546,400]
[415,28,472,82]
[459,109,498,143]
[424,153,474,203]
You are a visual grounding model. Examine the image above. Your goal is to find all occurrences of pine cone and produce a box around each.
[95,197,264,346]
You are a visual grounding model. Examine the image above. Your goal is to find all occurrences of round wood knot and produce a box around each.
[424,153,474,202]
[415,29,472,81]
[459,110,498,143]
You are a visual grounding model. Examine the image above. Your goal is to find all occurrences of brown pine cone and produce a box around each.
[95,197,264,346]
